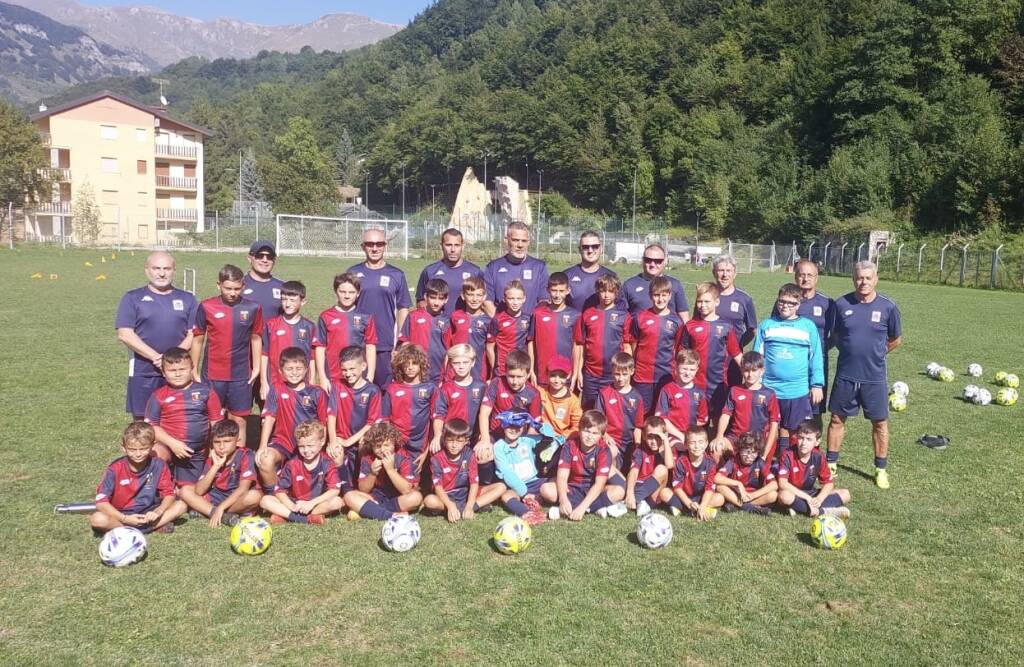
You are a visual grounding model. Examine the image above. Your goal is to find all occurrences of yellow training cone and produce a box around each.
[95,274,107,281]
[130,251,135,256]
[49,274,59,280]
[111,253,117,260]
[31,272,42,279]
[101,257,106,263]
[84,261,93,267]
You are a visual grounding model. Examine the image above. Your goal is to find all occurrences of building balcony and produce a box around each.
[155,175,197,190]
[40,167,72,182]
[39,131,51,147]
[33,201,73,215]
[156,208,197,222]
[154,143,197,160]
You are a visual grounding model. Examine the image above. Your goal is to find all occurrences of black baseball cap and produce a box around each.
[249,240,276,257]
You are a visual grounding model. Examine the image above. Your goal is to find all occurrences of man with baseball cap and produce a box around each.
[243,240,285,319]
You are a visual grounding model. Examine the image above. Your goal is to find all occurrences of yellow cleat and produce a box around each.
[875,468,890,490]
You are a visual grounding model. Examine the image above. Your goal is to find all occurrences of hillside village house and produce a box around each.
[29,91,210,245]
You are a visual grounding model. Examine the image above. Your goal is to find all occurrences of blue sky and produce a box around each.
[78,1,435,26]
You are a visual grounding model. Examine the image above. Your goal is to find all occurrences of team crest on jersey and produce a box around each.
[462,271,471,280]
[273,289,281,299]
[871,311,882,322]
[379,276,391,287]
[758,395,766,405]
[418,388,429,399]
[460,461,467,470]
[298,328,307,339]
[353,316,362,325]
[562,314,572,326]
[519,319,528,330]
[694,391,702,400]
[523,269,533,280]
[571,275,581,282]
[359,394,368,405]
[191,391,202,402]
[498,267,508,273]
[475,320,487,331]
[172,299,184,311]
[715,325,724,335]
[730,302,740,312]
[628,398,636,409]
[813,306,822,317]
[302,395,313,407]
[664,321,675,332]
[240,310,250,322]
[436,320,448,331]
[610,313,619,322]
[471,388,481,398]
[435,269,445,276]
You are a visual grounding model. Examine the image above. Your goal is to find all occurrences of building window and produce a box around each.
[137,160,147,175]
[102,190,118,205]
[136,128,147,142]
[101,157,118,174]
[100,125,118,140]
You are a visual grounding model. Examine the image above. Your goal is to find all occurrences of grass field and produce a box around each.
[1,246,1022,665]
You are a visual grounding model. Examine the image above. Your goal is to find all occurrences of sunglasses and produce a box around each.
[254,253,275,260]
[581,244,601,251]
[643,256,665,264]
[363,241,386,248]
[777,299,800,307]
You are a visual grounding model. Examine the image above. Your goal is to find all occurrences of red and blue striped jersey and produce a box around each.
[327,381,382,440]
[313,307,378,384]
[488,309,531,377]
[433,378,487,435]
[95,456,174,512]
[398,307,452,384]
[679,318,741,391]
[558,436,613,485]
[261,315,316,385]
[482,377,542,433]
[430,447,479,492]
[672,455,717,496]
[631,447,666,483]
[358,449,417,496]
[722,386,780,438]
[262,383,329,454]
[202,448,257,493]
[194,297,262,382]
[717,456,774,491]
[383,382,438,455]
[449,309,491,380]
[654,381,708,431]
[275,455,341,500]
[574,307,632,379]
[595,385,645,452]
[144,382,222,446]
[630,309,682,384]
[777,448,832,492]
[529,304,581,385]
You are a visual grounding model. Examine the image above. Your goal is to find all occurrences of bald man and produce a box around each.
[115,252,199,418]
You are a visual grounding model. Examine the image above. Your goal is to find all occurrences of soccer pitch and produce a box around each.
[1,246,1021,665]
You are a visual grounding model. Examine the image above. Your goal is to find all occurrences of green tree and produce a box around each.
[0,100,50,233]
[263,117,336,215]
[72,180,102,245]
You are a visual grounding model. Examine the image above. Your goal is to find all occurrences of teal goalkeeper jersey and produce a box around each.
[753,316,824,400]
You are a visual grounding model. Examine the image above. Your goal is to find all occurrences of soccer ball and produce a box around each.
[973,388,992,406]
[381,515,421,553]
[99,527,147,567]
[1006,374,1020,389]
[493,516,533,555]
[995,371,1008,385]
[809,515,847,550]
[230,517,272,556]
[636,513,674,550]
[967,363,983,378]
[995,388,1019,406]
[937,367,955,383]
[890,381,909,397]
[888,393,907,412]
[926,362,941,376]
[963,384,980,400]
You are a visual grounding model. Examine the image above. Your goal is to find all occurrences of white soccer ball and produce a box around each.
[381,515,421,553]
[973,388,992,406]
[636,513,673,549]
[98,527,147,567]
[967,363,983,378]
[891,381,909,397]
[963,384,980,400]
[926,362,941,377]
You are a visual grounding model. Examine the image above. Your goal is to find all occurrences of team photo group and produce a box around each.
[96,222,901,538]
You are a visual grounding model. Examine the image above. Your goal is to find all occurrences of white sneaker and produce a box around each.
[605,501,628,518]
[595,507,608,518]
[822,506,851,520]
[636,500,651,517]
[548,506,560,520]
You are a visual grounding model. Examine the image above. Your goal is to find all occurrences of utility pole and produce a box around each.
[238,149,242,220]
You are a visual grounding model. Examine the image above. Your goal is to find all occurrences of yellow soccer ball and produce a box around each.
[230,517,273,556]
[995,388,1018,406]
[493,516,532,555]
[888,393,907,412]
[1005,374,1020,389]
[995,371,1008,385]
[810,515,847,550]
[937,367,955,383]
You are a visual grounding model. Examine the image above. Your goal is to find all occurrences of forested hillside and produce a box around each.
[46,0,1024,239]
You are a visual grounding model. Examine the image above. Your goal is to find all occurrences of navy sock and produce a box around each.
[590,492,613,512]
[288,512,309,523]
[478,461,496,485]
[820,492,844,509]
[826,451,839,464]
[634,477,660,503]
[667,495,685,512]
[874,456,887,469]
[790,497,811,515]
[359,501,393,521]
[505,498,529,516]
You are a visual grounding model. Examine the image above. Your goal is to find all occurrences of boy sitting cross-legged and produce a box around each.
[777,420,851,519]
[260,420,344,525]
[713,431,778,516]
[343,422,424,521]
[423,419,506,523]
[177,419,261,527]
[541,410,628,521]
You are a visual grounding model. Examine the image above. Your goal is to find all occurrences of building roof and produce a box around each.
[31,90,213,137]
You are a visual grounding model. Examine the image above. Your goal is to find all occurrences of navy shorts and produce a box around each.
[374,349,393,389]
[440,486,470,511]
[521,476,546,497]
[206,487,232,507]
[606,472,627,488]
[581,373,611,410]
[172,447,207,486]
[829,378,888,420]
[210,379,252,415]
[707,382,730,419]
[126,374,164,417]
[370,488,402,513]
[268,441,293,461]
[633,376,671,419]
[778,395,813,431]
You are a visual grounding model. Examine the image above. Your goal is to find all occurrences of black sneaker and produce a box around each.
[222,512,240,527]
[157,523,175,534]
[187,510,202,519]
[741,503,770,516]
[917,434,949,450]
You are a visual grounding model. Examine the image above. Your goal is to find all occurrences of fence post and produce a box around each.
[215,211,219,250]
[895,243,904,279]
[959,244,969,287]
[974,248,981,287]
[770,241,776,272]
[857,242,865,262]
[823,242,831,273]
[917,244,926,281]
[839,243,848,273]
[727,239,733,257]
[940,243,951,283]
[991,244,1003,289]
[807,241,815,264]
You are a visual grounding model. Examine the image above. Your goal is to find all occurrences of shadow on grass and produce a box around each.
[795,532,819,549]
[838,464,873,482]
[625,531,645,549]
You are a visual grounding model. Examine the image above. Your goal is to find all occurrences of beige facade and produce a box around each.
[30,92,209,245]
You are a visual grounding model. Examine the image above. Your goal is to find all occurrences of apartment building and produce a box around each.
[29,91,211,245]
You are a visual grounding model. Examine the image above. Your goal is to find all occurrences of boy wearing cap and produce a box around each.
[539,356,581,438]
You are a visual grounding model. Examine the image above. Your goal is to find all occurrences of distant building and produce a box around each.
[29,91,211,244]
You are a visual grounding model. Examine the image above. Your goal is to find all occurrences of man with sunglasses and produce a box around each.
[243,241,285,319]
[347,228,412,387]
[483,221,549,317]
[622,243,689,322]
[562,231,625,311]
[415,227,482,315]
